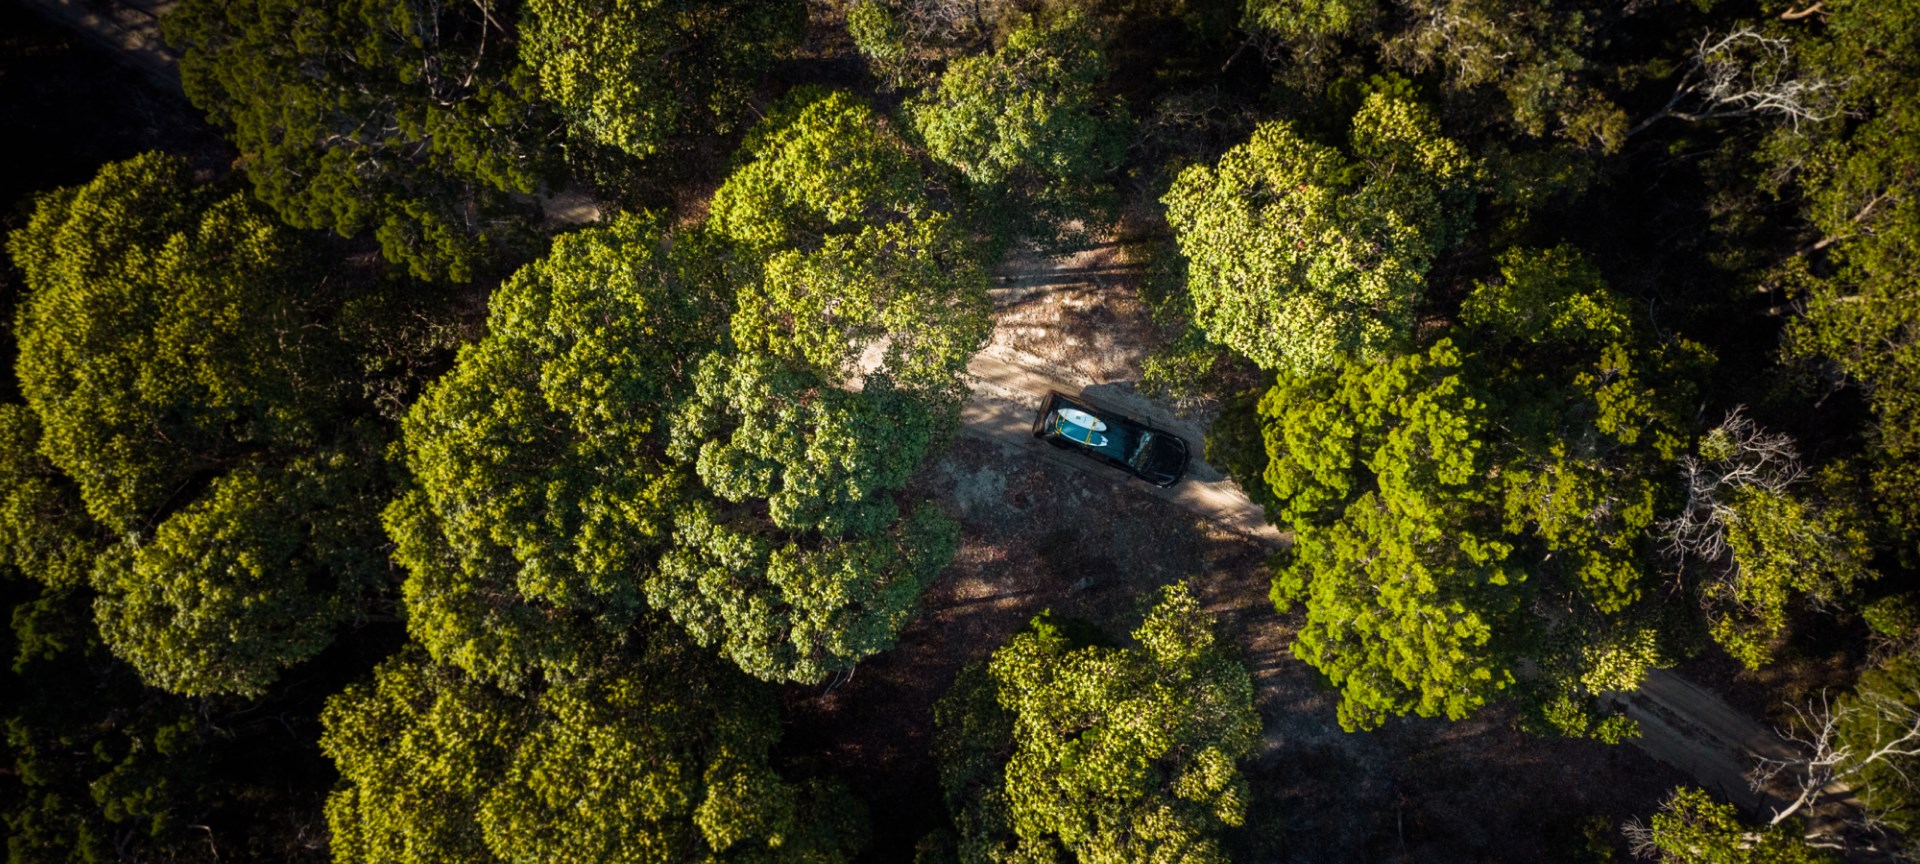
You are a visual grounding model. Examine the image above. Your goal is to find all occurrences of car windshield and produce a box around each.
[1127,431,1156,471]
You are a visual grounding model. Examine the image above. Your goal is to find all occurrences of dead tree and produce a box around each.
[1628,27,1840,138]
[1660,407,1805,571]
[1749,687,1920,855]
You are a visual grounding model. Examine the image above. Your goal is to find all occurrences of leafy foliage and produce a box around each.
[167,0,558,280]
[1835,659,1920,842]
[933,584,1261,862]
[647,90,983,683]
[1664,413,1879,669]
[1244,0,1630,150]
[322,649,524,864]
[479,652,865,862]
[7,154,382,696]
[737,216,990,396]
[520,0,801,159]
[93,449,385,698]
[1261,246,1703,731]
[909,12,1127,233]
[1775,0,1920,562]
[388,213,721,689]
[656,353,959,682]
[8,153,340,533]
[322,647,867,863]
[1264,340,1519,730]
[1631,787,1839,864]
[1163,93,1474,375]
[708,91,930,252]
[0,405,101,595]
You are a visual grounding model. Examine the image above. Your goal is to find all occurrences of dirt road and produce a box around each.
[15,0,178,93]
[971,242,1834,827]
[962,342,1283,543]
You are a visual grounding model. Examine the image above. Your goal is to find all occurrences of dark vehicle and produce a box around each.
[1031,390,1190,487]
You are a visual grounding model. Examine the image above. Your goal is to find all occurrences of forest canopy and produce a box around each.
[6,0,1920,861]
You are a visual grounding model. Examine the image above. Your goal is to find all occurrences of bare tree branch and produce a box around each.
[1629,28,1840,138]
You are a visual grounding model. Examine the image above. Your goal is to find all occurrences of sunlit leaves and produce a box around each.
[521,0,800,159]
[388,213,720,689]
[1164,94,1473,375]
[94,452,384,698]
[8,153,334,532]
[935,584,1260,862]
[321,648,866,863]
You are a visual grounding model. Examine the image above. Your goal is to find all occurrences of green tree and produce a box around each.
[0,405,101,596]
[7,154,383,697]
[388,213,722,689]
[737,216,990,398]
[1663,412,1878,669]
[1264,340,1520,731]
[1383,0,1626,148]
[479,650,865,863]
[933,584,1261,862]
[520,0,800,160]
[1163,93,1474,375]
[1772,0,1920,561]
[1260,247,1704,733]
[650,90,982,684]
[321,648,867,864]
[166,0,559,281]
[5,561,324,862]
[322,649,525,864]
[5,667,216,863]
[909,12,1127,236]
[1831,658,1920,845]
[656,354,959,682]
[1244,1,1632,150]
[1629,787,1839,864]
[708,91,930,253]
[1242,0,1377,41]
[8,153,341,533]
[91,450,385,698]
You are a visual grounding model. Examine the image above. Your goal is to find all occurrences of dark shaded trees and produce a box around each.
[520,0,802,160]
[321,647,867,863]
[1626,787,1839,864]
[1771,0,1920,562]
[167,0,562,282]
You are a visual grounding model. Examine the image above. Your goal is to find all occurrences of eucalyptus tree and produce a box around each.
[654,90,988,684]
[167,0,559,281]
[1260,246,1706,735]
[1164,93,1474,376]
[321,647,867,863]
[387,213,724,689]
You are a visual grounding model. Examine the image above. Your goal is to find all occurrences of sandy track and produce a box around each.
[972,244,1833,826]
[15,0,179,93]
[962,343,1284,544]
